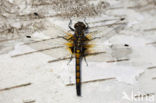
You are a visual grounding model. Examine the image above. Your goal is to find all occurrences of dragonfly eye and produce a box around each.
[74,23,79,29]
[82,24,86,29]
[74,22,86,30]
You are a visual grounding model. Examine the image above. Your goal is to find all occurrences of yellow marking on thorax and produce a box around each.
[65,43,73,47]
[65,32,73,36]
[86,34,92,40]
[64,32,73,40]
[77,50,80,53]
[65,42,74,54]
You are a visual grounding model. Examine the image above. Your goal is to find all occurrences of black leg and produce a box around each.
[84,17,89,30]
[83,56,88,66]
[68,19,75,31]
[90,37,101,41]
[67,55,73,65]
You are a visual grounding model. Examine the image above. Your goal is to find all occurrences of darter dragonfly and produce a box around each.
[11,17,129,96]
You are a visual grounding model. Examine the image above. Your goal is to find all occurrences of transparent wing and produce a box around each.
[11,18,130,63]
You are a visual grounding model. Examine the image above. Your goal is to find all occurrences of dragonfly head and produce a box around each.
[74,22,87,31]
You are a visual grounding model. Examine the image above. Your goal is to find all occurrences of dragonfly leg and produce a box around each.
[84,17,89,30]
[90,37,101,41]
[83,56,88,66]
[67,55,73,65]
[57,36,67,40]
[68,19,75,31]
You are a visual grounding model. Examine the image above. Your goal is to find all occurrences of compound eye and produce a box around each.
[74,23,79,28]
[81,24,86,29]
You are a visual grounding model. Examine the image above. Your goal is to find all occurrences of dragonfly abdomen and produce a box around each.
[75,49,81,96]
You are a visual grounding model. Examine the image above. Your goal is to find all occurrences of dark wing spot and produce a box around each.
[120,18,125,21]
[26,36,31,38]
[124,44,129,47]
[34,12,39,16]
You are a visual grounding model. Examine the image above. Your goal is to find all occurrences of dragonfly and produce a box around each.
[60,19,92,96]
[11,17,129,96]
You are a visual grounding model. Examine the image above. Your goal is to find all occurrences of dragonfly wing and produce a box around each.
[12,18,129,63]
[11,23,71,58]
[84,22,130,62]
